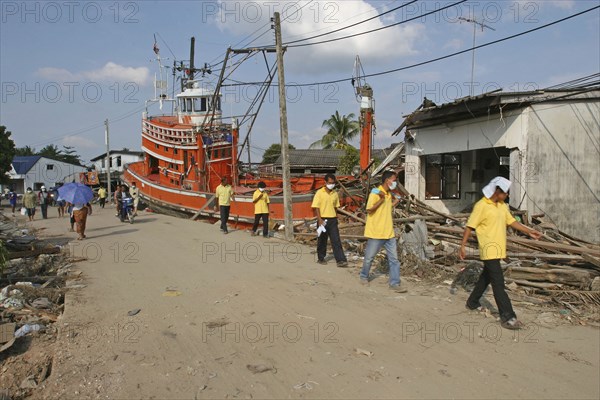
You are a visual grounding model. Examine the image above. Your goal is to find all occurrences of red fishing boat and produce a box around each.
[123,40,374,224]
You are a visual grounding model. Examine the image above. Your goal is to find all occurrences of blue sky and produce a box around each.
[1,0,599,164]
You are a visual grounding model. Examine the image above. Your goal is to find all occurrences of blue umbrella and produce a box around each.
[57,183,94,205]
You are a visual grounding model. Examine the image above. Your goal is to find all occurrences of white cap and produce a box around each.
[41,186,46,189]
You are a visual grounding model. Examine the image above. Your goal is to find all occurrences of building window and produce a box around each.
[425,154,461,199]
[155,143,159,149]
[174,148,178,155]
[46,164,54,170]
[164,146,169,152]
[116,156,122,167]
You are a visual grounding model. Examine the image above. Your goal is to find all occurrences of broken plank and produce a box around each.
[8,246,61,260]
[190,195,216,220]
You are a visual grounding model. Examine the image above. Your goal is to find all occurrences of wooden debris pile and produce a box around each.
[294,182,600,308]
[0,212,82,356]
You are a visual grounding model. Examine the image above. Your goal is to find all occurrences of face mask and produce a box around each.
[389,181,397,190]
[27,190,32,193]
[259,188,265,192]
[326,183,335,190]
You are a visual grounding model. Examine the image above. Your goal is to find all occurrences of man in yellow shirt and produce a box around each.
[97,186,107,209]
[215,176,235,234]
[359,171,406,292]
[460,176,541,330]
[311,174,348,267]
[251,181,270,238]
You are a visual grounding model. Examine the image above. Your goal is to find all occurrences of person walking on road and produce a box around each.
[38,186,51,219]
[23,188,37,221]
[9,188,17,215]
[251,181,270,238]
[215,177,235,234]
[72,202,92,240]
[359,171,406,292]
[311,174,348,268]
[459,176,541,330]
[98,186,107,208]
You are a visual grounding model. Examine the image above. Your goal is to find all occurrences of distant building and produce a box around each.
[90,149,144,174]
[2,156,87,193]
[261,145,404,175]
[401,88,600,242]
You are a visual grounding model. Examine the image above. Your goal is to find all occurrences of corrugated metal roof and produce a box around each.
[274,149,345,166]
[273,147,403,167]
[12,156,41,174]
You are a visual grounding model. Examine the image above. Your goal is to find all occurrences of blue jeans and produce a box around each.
[359,238,401,286]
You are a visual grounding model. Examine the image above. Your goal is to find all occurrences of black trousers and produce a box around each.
[40,203,48,219]
[317,217,347,263]
[99,198,106,208]
[219,205,230,232]
[252,213,269,237]
[467,259,516,322]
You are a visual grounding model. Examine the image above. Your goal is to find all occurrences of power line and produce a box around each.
[223,5,599,88]
[286,0,467,48]
[281,0,399,42]
[281,0,418,46]
[208,0,315,69]
[26,104,147,148]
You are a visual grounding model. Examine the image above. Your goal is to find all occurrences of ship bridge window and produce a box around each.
[186,98,192,113]
[180,98,185,112]
[193,98,208,112]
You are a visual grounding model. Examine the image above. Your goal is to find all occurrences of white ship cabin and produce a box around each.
[177,82,222,126]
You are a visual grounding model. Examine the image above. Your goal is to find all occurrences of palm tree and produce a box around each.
[310,111,359,150]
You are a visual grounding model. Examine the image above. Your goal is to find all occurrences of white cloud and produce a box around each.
[211,0,426,74]
[37,62,150,85]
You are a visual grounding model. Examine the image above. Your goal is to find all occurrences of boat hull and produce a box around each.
[123,163,317,223]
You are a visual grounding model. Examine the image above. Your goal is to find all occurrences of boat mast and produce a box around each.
[353,56,374,173]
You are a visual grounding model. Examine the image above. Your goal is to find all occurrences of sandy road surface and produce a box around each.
[22,206,599,399]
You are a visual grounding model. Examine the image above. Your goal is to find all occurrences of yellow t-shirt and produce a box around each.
[311,187,340,218]
[98,188,107,199]
[467,197,516,260]
[253,189,270,214]
[364,186,395,239]
[216,184,234,206]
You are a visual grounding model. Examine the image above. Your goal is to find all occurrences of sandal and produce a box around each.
[501,318,523,330]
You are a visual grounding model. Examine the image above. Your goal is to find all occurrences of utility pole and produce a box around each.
[104,119,111,204]
[273,12,293,241]
[458,17,495,96]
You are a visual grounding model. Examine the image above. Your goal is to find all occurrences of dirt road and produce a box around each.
[25,206,599,399]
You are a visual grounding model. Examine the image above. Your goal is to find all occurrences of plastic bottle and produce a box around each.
[14,324,44,338]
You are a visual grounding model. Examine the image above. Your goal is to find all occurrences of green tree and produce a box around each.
[0,126,16,184]
[261,143,296,164]
[38,144,62,159]
[60,145,82,165]
[15,145,36,156]
[310,111,359,150]
[37,144,82,166]
[338,146,360,174]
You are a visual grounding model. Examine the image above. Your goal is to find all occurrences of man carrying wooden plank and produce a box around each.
[459,176,542,330]
[311,174,348,267]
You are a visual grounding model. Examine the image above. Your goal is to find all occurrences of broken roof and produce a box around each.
[396,88,600,132]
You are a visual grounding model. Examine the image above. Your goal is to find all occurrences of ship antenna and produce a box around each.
[153,33,168,103]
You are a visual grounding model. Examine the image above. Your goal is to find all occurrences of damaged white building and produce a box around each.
[401,88,600,242]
